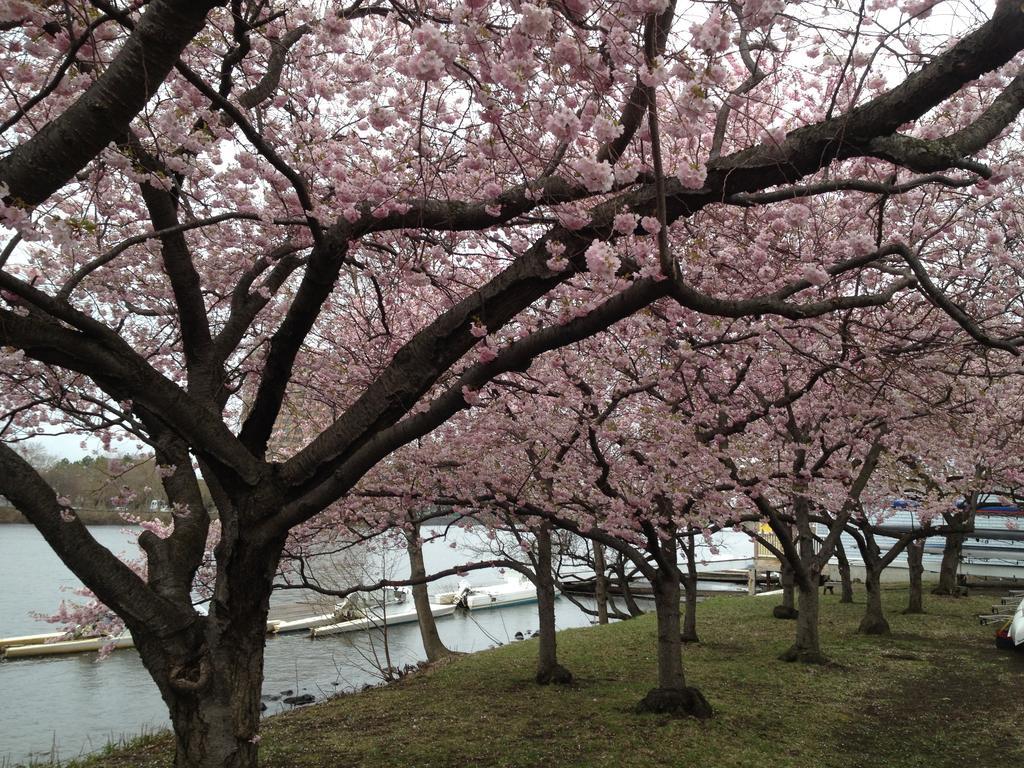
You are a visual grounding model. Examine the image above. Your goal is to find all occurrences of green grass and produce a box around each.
[57,586,1024,768]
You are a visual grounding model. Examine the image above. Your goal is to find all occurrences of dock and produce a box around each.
[562,567,778,599]
[267,600,338,625]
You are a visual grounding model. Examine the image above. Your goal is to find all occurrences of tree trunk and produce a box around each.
[680,533,699,643]
[534,525,572,685]
[858,561,890,635]
[636,564,712,718]
[779,498,827,664]
[834,536,854,604]
[593,541,609,625]
[779,570,826,664]
[156,624,264,768]
[139,537,281,768]
[407,524,453,663]
[653,568,685,689]
[933,528,965,596]
[773,560,799,620]
[614,560,645,617]
[904,540,925,615]
[634,536,708,720]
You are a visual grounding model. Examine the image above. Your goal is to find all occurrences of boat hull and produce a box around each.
[2,618,279,657]
[465,590,542,610]
[310,604,455,638]
[270,611,343,634]
[2,634,135,659]
[0,631,67,650]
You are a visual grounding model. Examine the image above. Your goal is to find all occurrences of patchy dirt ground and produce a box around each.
[55,587,1024,768]
[833,610,1024,767]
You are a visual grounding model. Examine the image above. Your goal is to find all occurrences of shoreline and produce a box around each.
[40,585,1024,768]
[0,507,173,526]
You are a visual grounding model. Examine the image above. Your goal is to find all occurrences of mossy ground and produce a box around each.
[56,585,1024,768]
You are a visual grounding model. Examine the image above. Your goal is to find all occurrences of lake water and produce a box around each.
[0,524,751,766]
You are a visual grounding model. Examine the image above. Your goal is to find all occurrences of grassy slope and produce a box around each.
[63,586,1024,768]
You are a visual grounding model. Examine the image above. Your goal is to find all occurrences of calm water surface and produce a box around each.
[0,525,599,765]
[0,524,751,765]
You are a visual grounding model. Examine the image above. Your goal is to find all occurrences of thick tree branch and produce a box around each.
[237,232,353,455]
[134,169,216,391]
[596,1,676,165]
[900,246,1023,355]
[0,306,263,484]
[866,70,1024,176]
[0,443,194,637]
[704,3,1024,193]
[266,271,665,535]
[0,0,223,208]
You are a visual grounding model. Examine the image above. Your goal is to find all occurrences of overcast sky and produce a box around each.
[26,432,146,461]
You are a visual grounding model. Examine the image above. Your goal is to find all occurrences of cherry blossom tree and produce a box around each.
[346,406,584,685]
[2,1,1024,765]
[712,329,895,662]
[856,374,1024,618]
[403,511,458,663]
[373,311,866,704]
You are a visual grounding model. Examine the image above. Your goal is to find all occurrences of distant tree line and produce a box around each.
[0,449,212,524]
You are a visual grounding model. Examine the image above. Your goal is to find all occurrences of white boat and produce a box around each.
[270,606,358,634]
[0,631,67,650]
[269,607,346,634]
[435,576,550,611]
[2,618,280,658]
[2,632,135,659]
[310,602,454,638]
[270,592,400,634]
